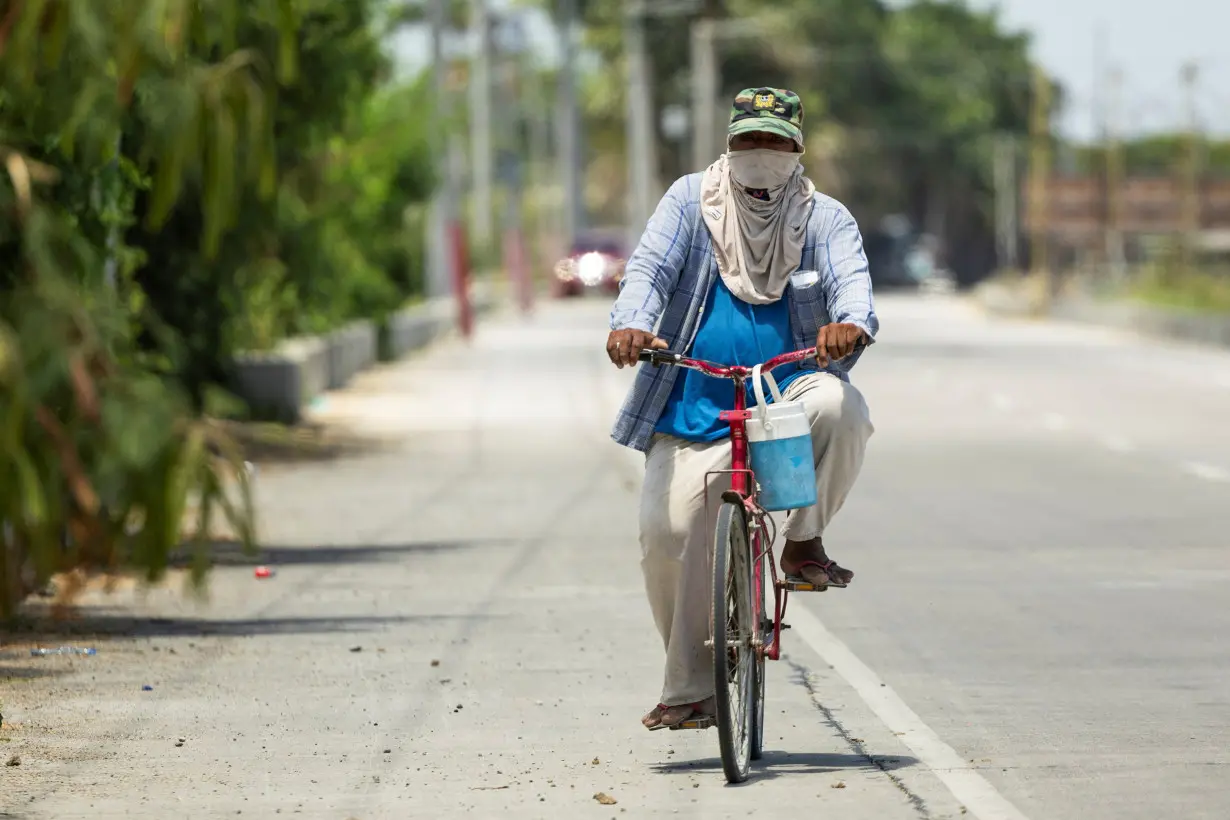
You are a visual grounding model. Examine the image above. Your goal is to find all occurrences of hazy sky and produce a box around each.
[390,0,1229,140]
[965,0,1228,138]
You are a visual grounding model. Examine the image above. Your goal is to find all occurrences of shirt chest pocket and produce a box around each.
[787,269,832,347]
[790,269,819,289]
[789,269,827,310]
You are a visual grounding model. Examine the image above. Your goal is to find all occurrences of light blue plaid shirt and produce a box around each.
[610,172,878,452]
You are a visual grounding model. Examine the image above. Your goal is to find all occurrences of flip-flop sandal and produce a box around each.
[784,560,850,590]
[647,699,712,731]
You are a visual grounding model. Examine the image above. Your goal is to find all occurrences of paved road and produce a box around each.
[2,292,1228,819]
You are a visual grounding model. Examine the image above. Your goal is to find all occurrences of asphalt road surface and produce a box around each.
[2,292,1228,819]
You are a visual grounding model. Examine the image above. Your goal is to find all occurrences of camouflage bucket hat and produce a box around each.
[728,87,804,150]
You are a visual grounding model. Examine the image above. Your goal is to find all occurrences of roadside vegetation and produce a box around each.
[0,0,434,616]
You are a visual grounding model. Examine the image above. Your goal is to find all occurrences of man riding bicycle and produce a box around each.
[605,88,878,730]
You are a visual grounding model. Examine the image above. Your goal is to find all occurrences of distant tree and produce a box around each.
[522,0,1043,281]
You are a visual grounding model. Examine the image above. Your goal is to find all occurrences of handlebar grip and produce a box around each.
[638,349,680,366]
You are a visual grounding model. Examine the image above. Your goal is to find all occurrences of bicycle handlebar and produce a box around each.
[638,338,866,375]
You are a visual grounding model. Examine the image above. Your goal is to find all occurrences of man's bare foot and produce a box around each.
[781,537,854,588]
[642,704,666,729]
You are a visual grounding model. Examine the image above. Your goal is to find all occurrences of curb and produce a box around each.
[231,279,502,423]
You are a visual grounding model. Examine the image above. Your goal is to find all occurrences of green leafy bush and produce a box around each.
[1,0,442,614]
[0,0,297,615]
[0,277,254,615]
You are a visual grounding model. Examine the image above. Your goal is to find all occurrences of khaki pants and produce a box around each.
[639,372,873,706]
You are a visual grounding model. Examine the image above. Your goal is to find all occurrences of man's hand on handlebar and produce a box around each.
[607,328,668,369]
[815,323,867,368]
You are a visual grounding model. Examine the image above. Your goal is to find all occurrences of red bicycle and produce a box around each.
[638,345,836,784]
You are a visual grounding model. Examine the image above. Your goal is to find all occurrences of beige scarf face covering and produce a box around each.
[700,148,816,305]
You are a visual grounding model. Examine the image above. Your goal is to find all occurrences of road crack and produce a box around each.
[785,656,934,819]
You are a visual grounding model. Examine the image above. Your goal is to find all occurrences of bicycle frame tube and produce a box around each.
[752,523,786,662]
[724,374,782,661]
[726,379,750,497]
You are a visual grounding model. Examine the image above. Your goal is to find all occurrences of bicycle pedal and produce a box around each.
[668,716,716,731]
[780,578,845,593]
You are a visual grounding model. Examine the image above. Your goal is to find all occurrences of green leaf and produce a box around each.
[276,0,299,84]
[13,449,47,525]
[165,425,206,550]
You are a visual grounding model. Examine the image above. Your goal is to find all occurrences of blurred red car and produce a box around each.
[553,229,627,298]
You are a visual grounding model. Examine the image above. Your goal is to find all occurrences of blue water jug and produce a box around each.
[746,364,817,512]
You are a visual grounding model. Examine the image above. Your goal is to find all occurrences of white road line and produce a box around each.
[1041,413,1069,431]
[1181,462,1230,483]
[789,605,1033,820]
[1100,436,1136,453]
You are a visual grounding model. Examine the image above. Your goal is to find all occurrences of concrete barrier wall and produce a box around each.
[1050,299,1230,347]
[231,336,330,424]
[231,279,503,423]
[385,300,450,360]
[977,281,1230,349]
[327,321,378,390]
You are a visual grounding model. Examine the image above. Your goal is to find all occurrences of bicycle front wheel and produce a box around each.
[712,501,755,784]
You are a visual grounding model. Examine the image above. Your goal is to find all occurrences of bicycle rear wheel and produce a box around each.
[749,528,769,761]
[712,501,755,783]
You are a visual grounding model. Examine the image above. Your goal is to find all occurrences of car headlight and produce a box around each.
[577,251,606,286]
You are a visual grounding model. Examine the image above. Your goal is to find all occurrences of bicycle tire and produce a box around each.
[749,529,769,761]
[712,501,754,783]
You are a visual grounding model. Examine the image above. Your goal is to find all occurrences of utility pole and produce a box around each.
[469,0,494,250]
[427,0,451,298]
[1028,65,1052,304]
[993,133,1019,273]
[429,0,471,335]
[690,15,719,170]
[496,12,533,315]
[521,50,557,274]
[1105,67,1126,282]
[1092,25,1105,139]
[1092,23,1107,274]
[1179,62,1201,273]
[624,0,658,250]
[556,0,584,251]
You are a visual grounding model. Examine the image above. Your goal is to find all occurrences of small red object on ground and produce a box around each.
[254,566,273,579]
